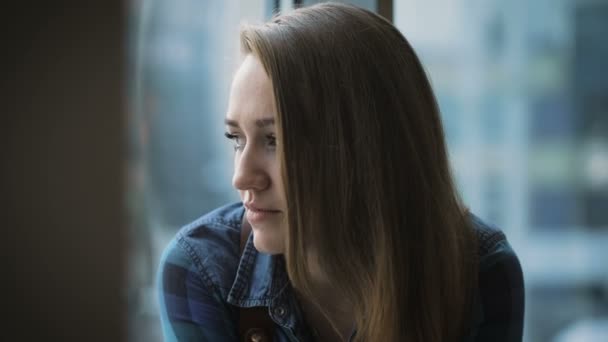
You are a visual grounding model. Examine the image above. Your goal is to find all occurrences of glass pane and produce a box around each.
[395,0,608,341]
[126,1,269,341]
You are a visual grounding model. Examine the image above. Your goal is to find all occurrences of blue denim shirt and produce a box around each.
[157,202,524,341]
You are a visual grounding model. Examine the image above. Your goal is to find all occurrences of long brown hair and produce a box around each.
[240,3,478,341]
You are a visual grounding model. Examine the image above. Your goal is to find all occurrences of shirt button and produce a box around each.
[274,305,286,317]
[245,328,268,342]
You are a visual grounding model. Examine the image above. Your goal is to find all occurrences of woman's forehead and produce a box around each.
[226,55,276,126]
[233,55,271,90]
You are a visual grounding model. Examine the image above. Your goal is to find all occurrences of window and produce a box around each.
[395,0,608,340]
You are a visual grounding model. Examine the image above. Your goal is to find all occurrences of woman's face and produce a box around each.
[225,54,287,254]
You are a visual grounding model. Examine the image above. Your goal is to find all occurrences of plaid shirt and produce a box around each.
[157,202,524,341]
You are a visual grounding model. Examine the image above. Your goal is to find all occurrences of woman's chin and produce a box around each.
[252,229,284,255]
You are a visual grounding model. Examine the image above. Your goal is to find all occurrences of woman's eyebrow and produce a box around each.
[224,118,239,127]
[224,117,274,128]
[255,118,274,128]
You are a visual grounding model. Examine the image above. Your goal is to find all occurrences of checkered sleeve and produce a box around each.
[157,236,239,341]
[473,240,525,342]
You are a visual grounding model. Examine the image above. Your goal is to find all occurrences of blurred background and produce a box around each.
[126,0,608,341]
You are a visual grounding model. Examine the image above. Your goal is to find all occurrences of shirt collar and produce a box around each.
[226,230,290,308]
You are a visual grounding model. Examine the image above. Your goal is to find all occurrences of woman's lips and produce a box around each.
[245,204,281,224]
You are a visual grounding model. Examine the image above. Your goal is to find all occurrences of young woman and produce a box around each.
[157,3,524,341]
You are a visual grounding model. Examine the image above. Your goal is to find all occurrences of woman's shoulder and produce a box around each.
[158,202,245,296]
[466,213,525,341]
[180,201,245,236]
[467,213,521,272]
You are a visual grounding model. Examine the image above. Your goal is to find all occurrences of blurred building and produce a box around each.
[395,0,608,341]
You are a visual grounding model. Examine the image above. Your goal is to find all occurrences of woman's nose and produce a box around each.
[232,147,270,192]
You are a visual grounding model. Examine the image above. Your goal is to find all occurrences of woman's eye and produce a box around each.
[224,132,276,151]
[224,132,244,151]
[266,134,277,148]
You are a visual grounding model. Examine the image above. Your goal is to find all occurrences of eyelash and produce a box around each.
[224,132,276,151]
[224,132,243,151]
